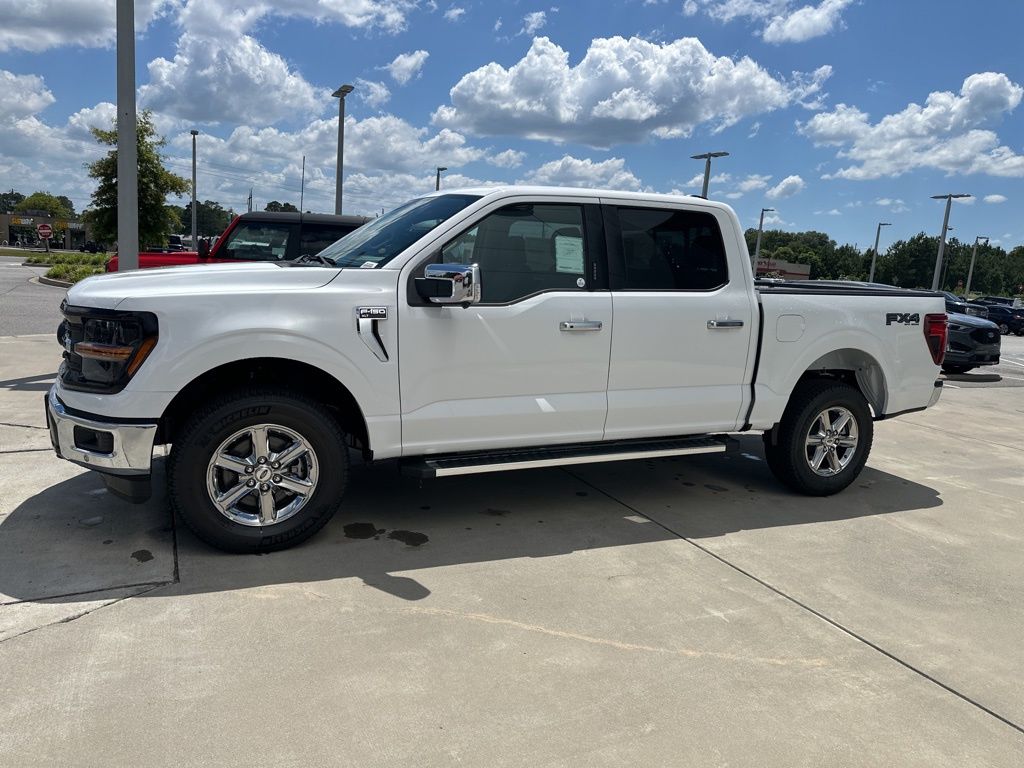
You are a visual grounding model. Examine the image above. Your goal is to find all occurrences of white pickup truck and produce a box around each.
[46,187,947,552]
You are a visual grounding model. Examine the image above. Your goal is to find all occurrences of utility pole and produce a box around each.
[332,84,354,215]
[247,188,253,213]
[190,129,198,249]
[299,155,306,213]
[691,151,729,198]
[115,0,138,270]
[868,221,891,283]
[435,166,447,191]
[930,193,971,291]
[964,235,989,298]
[752,207,774,271]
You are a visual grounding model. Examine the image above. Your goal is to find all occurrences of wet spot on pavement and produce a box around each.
[705,484,729,492]
[131,549,154,563]
[388,530,428,547]
[483,508,510,516]
[344,522,383,539]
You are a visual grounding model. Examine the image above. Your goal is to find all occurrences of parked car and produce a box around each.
[49,187,947,552]
[941,292,988,319]
[78,241,104,254]
[982,304,1024,335]
[971,295,1015,307]
[942,313,1001,374]
[105,212,370,271]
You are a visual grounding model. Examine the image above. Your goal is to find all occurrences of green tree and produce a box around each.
[1,189,24,213]
[82,111,189,248]
[183,200,235,236]
[14,191,73,218]
[264,200,298,213]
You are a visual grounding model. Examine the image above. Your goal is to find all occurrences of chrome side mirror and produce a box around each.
[415,263,481,305]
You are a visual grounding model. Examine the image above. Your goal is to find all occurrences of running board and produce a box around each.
[401,435,734,479]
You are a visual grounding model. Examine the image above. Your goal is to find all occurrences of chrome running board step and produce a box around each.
[401,435,734,479]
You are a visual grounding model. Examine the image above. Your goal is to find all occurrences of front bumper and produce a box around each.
[46,386,158,501]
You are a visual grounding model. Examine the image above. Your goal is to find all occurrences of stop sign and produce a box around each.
[36,223,53,239]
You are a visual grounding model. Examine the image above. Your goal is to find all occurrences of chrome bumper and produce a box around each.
[46,386,157,475]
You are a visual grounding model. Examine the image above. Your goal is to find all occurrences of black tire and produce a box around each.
[762,379,873,496]
[998,323,1009,335]
[167,388,349,553]
[941,365,973,375]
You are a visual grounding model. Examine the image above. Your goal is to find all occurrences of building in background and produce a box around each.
[754,258,811,280]
[0,213,92,249]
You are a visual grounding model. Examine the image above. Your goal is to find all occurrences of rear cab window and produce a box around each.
[610,206,729,291]
[218,222,297,261]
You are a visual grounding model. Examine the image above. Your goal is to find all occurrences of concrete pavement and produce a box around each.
[0,257,64,336]
[1,336,1023,766]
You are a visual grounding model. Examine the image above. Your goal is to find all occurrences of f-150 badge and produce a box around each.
[357,307,388,320]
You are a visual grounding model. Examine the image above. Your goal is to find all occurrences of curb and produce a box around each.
[22,261,52,267]
[33,275,73,289]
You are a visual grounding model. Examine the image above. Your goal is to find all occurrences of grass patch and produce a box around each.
[45,263,106,283]
[23,252,108,267]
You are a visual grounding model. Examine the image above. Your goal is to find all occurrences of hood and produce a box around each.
[947,311,998,330]
[66,262,339,310]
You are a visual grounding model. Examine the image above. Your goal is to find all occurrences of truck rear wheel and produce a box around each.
[762,379,873,496]
[167,388,348,553]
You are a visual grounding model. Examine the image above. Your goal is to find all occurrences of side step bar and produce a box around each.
[401,435,734,479]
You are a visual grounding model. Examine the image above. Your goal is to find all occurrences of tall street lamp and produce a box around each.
[435,166,448,191]
[930,193,971,290]
[115,0,138,270]
[691,151,729,199]
[867,221,891,283]
[190,129,198,249]
[332,84,354,215]
[752,207,774,271]
[964,235,989,298]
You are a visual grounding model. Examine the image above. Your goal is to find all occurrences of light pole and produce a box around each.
[868,221,891,283]
[435,166,447,191]
[964,235,989,298]
[115,0,138,270]
[190,129,198,249]
[691,151,729,198]
[930,193,971,290]
[752,207,774,271]
[332,84,354,215]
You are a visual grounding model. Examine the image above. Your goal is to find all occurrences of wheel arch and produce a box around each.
[157,357,370,456]
[795,347,888,417]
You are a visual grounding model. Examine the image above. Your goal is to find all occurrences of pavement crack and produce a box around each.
[405,605,826,668]
[0,421,48,430]
[0,583,168,644]
[564,468,1024,738]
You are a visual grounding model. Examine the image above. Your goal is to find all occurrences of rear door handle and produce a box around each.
[560,320,603,332]
[707,319,744,329]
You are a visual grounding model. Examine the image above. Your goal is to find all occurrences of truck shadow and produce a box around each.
[0,436,942,604]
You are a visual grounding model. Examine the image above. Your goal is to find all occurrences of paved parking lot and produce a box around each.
[2,264,1023,765]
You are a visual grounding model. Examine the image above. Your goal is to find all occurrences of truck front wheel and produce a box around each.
[762,380,873,496]
[167,388,348,553]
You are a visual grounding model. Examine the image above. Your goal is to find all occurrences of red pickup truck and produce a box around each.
[106,211,369,271]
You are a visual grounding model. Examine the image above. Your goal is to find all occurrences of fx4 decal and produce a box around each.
[886,312,920,326]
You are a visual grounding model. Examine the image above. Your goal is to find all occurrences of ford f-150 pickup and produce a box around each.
[47,187,947,552]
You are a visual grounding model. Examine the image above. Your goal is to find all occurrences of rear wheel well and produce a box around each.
[157,358,369,456]
[795,348,887,417]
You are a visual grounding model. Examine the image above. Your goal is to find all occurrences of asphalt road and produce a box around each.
[0,257,64,336]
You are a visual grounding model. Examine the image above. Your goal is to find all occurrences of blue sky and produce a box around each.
[1,0,1022,250]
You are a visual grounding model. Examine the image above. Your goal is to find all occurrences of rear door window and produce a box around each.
[614,207,728,291]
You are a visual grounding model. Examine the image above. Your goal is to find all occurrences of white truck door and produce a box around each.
[399,200,611,455]
[602,202,754,438]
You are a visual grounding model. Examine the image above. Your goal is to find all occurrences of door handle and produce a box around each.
[560,320,603,332]
[707,319,744,329]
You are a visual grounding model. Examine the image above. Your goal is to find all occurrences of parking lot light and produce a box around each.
[691,151,729,199]
[930,194,971,291]
[435,166,448,191]
[752,207,774,271]
[965,236,989,298]
[332,84,354,215]
[868,222,891,283]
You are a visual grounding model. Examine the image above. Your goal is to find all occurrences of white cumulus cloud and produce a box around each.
[762,0,853,44]
[519,155,644,190]
[766,174,805,199]
[801,72,1024,179]
[444,6,466,22]
[385,50,430,85]
[0,0,174,52]
[433,35,831,146]
[983,194,1007,204]
[521,11,548,35]
[355,79,391,109]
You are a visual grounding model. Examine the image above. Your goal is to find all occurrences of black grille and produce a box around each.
[969,328,999,344]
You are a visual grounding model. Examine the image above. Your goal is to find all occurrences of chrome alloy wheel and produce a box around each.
[205,424,319,526]
[804,406,859,477]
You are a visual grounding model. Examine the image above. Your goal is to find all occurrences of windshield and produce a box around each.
[317,194,481,268]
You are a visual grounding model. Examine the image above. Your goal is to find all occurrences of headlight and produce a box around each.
[58,304,158,393]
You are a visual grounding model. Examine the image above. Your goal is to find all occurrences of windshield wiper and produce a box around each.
[294,253,336,266]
